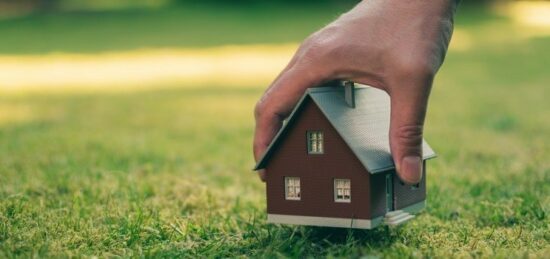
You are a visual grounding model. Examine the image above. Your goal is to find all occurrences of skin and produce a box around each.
[253,0,459,184]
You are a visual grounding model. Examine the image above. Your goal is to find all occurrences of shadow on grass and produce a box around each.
[255,223,397,256]
[302,225,394,245]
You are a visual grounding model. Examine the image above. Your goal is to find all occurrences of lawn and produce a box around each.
[0,3,351,54]
[0,3,549,258]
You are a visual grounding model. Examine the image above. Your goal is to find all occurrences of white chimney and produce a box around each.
[344,80,355,108]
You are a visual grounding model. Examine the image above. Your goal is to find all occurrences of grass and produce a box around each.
[0,3,352,54]
[1,3,549,258]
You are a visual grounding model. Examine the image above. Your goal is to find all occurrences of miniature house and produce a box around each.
[254,83,436,229]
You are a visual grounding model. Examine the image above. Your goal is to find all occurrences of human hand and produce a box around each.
[253,0,458,184]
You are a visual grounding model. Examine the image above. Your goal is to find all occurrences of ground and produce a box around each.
[0,3,549,258]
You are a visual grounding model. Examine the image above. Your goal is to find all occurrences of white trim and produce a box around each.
[400,200,425,214]
[267,214,384,229]
[385,211,415,226]
[384,201,425,226]
[266,201,426,229]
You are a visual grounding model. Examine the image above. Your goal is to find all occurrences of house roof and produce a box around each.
[254,85,436,174]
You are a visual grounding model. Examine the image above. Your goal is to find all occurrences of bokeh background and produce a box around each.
[0,0,549,257]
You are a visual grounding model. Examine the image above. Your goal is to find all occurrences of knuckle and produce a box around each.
[300,31,338,62]
[300,41,324,61]
[393,55,436,81]
[254,99,267,120]
[253,141,265,154]
[393,125,424,148]
[254,98,283,123]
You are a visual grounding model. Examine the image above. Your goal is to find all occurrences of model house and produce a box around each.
[254,82,436,229]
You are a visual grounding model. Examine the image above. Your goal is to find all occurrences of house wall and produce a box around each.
[265,97,376,220]
[369,172,389,218]
[392,161,427,209]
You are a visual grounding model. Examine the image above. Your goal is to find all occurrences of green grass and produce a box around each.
[1,4,549,258]
[0,3,353,54]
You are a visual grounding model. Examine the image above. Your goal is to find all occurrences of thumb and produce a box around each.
[388,77,432,185]
[254,64,326,181]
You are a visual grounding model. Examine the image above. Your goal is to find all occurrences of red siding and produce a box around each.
[265,97,376,219]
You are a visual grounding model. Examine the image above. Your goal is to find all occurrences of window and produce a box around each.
[285,177,301,200]
[307,131,324,154]
[334,179,351,203]
[400,179,420,190]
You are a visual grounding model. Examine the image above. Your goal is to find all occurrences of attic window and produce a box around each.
[334,179,351,203]
[285,177,301,200]
[307,131,324,154]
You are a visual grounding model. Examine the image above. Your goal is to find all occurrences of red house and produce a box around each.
[254,83,436,229]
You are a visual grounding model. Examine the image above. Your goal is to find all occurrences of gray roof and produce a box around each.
[254,85,436,173]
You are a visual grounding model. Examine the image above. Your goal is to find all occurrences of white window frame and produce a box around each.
[307,131,324,154]
[285,177,301,200]
[334,179,351,203]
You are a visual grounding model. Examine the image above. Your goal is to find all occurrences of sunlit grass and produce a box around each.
[0,44,297,91]
[0,104,33,126]
[1,3,550,94]
[0,3,350,54]
[495,1,550,28]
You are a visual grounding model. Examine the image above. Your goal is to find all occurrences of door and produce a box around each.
[385,173,394,212]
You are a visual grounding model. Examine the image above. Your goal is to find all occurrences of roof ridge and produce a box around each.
[306,84,371,94]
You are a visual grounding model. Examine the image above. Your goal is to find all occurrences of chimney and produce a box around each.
[344,80,355,108]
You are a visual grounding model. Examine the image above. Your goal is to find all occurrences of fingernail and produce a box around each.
[401,156,423,184]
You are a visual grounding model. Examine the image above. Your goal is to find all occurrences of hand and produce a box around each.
[253,0,458,184]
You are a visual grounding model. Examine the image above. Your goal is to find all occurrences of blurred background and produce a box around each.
[0,0,548,90]
[0,0,549,257]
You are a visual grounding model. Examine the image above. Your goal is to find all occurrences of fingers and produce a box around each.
[388,71,433,185]
[253,60,326,181]
[257,170,266,182]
